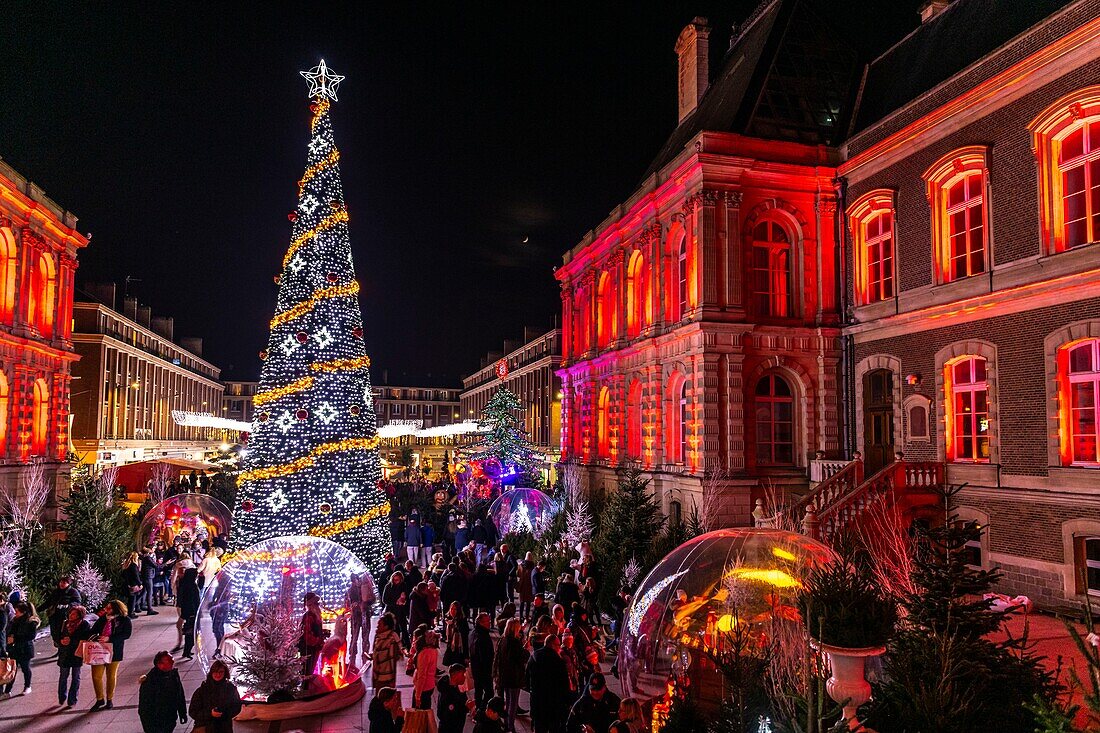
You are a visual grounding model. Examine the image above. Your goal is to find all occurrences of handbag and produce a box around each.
[82,640,113,666]
[0,658,16,685]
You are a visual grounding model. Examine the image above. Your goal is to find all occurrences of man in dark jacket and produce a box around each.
[436,663,472,733]
[440,562,467,613]
[140,547,161,616]
[382,572,409,646]
[139,651,187,733]
[177,567,201,659]
[555,575,580,614]
[527,634,570,733]
[368,686,405,733]
[389,513,406,558]
[565,673,620,733]
[45,577,81,651]
[468,612,495,710]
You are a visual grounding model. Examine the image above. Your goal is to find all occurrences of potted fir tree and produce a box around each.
[798,549,898,731]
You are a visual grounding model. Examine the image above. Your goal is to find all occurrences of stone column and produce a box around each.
[725,192,744,309]
[700,191,720,309]
[584,271,598,359]
[560,284,573,363]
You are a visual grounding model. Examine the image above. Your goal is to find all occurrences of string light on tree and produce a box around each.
[232,61,388,569]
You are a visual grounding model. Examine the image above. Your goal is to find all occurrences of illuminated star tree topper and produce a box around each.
[300,59,345,101]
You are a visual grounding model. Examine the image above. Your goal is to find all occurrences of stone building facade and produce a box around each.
[0,159,87,519]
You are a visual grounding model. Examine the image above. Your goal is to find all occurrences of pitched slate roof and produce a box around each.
[641,0,860,180]
[850,0,1076,134]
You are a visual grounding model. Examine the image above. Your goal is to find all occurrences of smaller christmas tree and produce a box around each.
[72,555,110,610]
[234,599,302,699]
[0,533,23,597]
[467,388,540,483]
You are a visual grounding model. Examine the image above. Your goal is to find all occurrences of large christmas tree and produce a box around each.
[233,60,388,569]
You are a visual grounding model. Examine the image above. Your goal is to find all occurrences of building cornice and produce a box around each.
[73,302,222,376]
[72,332,225,389]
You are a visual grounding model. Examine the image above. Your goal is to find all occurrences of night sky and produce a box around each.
[1,2,920,385]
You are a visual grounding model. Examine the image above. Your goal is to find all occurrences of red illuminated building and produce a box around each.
[559,0,1100,606]
[0,159,87,518]
[557,8,848,525]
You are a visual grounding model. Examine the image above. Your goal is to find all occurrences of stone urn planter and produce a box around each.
[818,642,885,730]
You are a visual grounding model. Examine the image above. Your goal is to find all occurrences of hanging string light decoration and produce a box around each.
[232,60,389,571]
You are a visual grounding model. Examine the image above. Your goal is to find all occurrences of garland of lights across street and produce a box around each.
[232,60,388,570]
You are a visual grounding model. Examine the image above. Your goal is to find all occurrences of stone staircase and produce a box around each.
[756,457,944,544]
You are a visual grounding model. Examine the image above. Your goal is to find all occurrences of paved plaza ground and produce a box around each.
[0,606,1090,732]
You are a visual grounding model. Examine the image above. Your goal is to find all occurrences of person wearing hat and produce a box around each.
[566,672,621,733]
[473,696,507,733]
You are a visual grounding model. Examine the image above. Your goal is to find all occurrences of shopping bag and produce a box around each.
[82,640,113,666]
[0,658,16,685]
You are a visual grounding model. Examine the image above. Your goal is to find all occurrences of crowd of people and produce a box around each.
[0,507,640,733]
[364,509,638,733]
[0,530,236,732]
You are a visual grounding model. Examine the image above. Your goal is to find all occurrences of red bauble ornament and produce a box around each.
[310,102,319,114]
[258,412,270,422]
[296,331,309,344]
[296,409,309,420]
[349,405,361,416]
[319,502,332,515]
[288,211,298,222]
[326,273,338,283]
[259,350,268,360]
[329,200,342,210]
[352,327,363,339]
[241,499,255,512]
[274,275,281,284]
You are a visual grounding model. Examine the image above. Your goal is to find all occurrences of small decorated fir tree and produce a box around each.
[467,388,540,482]
[234,600,302,699]
[0,533,23,597]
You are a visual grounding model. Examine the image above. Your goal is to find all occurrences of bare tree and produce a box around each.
[855,496,919,599]
[149,463,171,506]
[561,462,582,505]
[96,466,119,507]
[700,463,725,533]
[2,463,50,540]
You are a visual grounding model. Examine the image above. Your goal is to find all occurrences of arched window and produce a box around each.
[945,357,989,463]
[597,386,610,459]
[677,234,689,321]
[31,378,49,456]
[0,372,9,448]
[29,252,56,337]
[848,191,895,305]
[626,251,647,339]
[924,148,989,283]
[1029,87,1100,253]
[596,271,614,349]
[1063,338,1100,464]
[0,229,15,325]
[755,374,794,465]
[678,380,691,464]
[751,220,792,317]
[574,287,590,357]
[627,379,642,459]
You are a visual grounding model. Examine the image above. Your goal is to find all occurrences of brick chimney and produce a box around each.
[123,296,138,321]
[919,0,950,23]
[675,17,710,123]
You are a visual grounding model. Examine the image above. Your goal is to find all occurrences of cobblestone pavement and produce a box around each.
[0,607,625,733]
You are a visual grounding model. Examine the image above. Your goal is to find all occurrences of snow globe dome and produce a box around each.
[195,535,377,706]
[617,528,836,723]
[488,487,558,535]
[136,493,232,549]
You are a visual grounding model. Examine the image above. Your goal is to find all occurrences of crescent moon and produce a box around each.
[522,236,529,243]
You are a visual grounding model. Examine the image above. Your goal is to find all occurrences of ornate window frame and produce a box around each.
[1044,320,1100,469]
[902,393,932,443]
[923,146,991,284]
[847,189,897,306]
[1029,85,1100,255]
[935,340,999,466]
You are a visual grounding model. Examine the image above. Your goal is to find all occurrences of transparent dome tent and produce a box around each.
[617,528,836,721]
[136,493,232,549]
[196,536,378,702]
[488,487,559,535]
